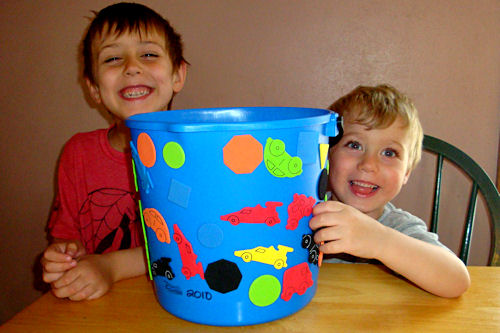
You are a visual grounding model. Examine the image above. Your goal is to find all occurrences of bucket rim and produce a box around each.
[125,106,336,133]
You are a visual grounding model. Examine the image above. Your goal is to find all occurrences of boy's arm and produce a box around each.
[106,246,147,282]
[311,201,470,298]
[373,226,470,298]
[51,246,146,301]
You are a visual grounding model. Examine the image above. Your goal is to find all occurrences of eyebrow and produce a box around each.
[339,131,363,140]
[379,138,407,154]
[98,40,164,53]
[341,131,407,150]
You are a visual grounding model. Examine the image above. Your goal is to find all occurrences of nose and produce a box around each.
[358,152,378,173]
[124,57,142,76]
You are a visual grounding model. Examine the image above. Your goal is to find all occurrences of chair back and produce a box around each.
[423,135,500,265]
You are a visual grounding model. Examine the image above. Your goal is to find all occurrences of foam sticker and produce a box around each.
[286,194,316,230]
[301,234,320,265]
[318,246,324,267]
[197,223,224,248]
[138,199,153,280]
[137,132,156,168]
[234,245,293,269]
[220,201,283,226]
[318,159,330,266]
[264,138,303,178]
[163,141,185,169]
[223,134,263,174]
[249,275,281,307]
[130,142,154,194]
[131,158,139,193]
[172,224,205,280]
[143,208,170,243]
[205,259,242,294]
[317,168,328,200]
[281,262,313,301]
[297,131,319,165]
[151,257,175,280]
[319,143,329,169]
[167,178,191,208]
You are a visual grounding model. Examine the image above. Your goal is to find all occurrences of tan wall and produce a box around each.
[1,0,498,323]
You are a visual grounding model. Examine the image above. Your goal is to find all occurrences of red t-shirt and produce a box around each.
[48,126,143,254]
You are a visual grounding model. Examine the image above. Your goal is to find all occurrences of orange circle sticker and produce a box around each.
[137,133,156,168]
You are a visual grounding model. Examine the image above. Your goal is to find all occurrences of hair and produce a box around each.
[82,2,186,84]
[328,84,423,171]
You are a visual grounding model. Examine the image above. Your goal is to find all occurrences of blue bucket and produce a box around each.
[126,107,339,326]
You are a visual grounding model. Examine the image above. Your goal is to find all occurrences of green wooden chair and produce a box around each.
[423,135,500,265]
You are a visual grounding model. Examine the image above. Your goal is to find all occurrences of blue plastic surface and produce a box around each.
[126,107,339,326]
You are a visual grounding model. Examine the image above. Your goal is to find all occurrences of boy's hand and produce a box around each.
[309,201,388,260]
[50,254,114,301]
[41,240,86,283]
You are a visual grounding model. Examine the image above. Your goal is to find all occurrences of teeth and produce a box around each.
[350,180,379,190]
[122,89,150,98]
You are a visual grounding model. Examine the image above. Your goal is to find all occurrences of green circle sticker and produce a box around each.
[248,275,281,307]
[163,142,185,169]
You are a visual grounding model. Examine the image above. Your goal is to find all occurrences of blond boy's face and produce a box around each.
[86,29,185,120]
[329,116,412,219]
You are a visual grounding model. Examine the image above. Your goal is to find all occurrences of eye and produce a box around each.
[103,56,121,64]
[382,148,398,158]
[142,53,159,59]
[346,141,362,150]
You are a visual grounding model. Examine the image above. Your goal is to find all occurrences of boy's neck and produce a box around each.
[108,121,131,153]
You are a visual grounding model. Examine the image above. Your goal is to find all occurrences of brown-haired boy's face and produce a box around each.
[86,28,185,120]
[329,116,412,219]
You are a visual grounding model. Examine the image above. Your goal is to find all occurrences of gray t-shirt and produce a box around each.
[322,202,448,264]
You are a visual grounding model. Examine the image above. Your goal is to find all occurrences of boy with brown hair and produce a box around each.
[41,2,187,300]
[310,84,470,297]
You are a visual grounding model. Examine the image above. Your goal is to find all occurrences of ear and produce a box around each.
[85,78,102,104]
[402,168,412,185]
[172,61,187,93]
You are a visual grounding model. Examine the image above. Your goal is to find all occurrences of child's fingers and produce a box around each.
[73,284,106,301]
[313,223,340,243]
[42,271,64,284]
[65,242,78,257]
[312,203,344,267]
[51,267,102,301]
[319,239,345,255]
[43,242,76,261]
[51,267,80,290]
[65,241,87,259]
[68,284,96,301]
[312,225,346,254]
[42,250,73,264]
[41,249,76,275]
[74,247,87,259]
[42,259,77,274]
[309,209,344,231]
[52,280,88,300]
[312,200,345,215]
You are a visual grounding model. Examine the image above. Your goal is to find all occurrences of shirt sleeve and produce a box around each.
[381,205,447,249]
[48,139,82,240]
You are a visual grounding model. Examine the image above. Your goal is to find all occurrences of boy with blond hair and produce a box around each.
[41,2,187,300]
[310,84,470,297]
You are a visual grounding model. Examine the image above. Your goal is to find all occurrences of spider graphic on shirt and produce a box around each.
[78,188,141,254]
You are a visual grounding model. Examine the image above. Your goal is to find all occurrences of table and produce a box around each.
[2,265,499,332]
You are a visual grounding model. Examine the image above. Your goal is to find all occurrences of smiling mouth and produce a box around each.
[349,180,379,195]
[120,86,152,99]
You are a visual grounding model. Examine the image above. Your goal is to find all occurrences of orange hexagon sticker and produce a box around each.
[223,135,263,174]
